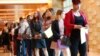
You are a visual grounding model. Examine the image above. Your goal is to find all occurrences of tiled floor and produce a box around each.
[0,48,99,56]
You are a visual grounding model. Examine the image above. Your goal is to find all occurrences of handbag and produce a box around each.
[61,36,71,46]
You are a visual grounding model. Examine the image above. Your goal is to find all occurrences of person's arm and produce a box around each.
[39,22,45,38]
[64,13,74,29]
[51,21,60,40]
[36,12,45,38]
[64,12,82,30]
[60,19,64,39]
[30,21,36,37]
[81,11,88,26]
[84,16,89,52]
[86,33,89,52]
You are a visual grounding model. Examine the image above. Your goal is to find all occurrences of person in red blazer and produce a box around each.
[64,0,88,56]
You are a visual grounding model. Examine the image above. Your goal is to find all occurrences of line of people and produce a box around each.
[0,23,14,53]
[0,0,89,56]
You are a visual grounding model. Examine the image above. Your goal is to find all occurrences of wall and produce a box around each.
[81,0,100,53]
[52,0,63,12]
[0,0,48,4]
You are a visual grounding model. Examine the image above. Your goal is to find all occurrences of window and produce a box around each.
[63,0,72,13]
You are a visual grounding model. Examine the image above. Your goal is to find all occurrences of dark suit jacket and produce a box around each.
[51,19,60,42]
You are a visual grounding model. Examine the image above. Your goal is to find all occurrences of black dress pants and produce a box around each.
[70,37,86,56]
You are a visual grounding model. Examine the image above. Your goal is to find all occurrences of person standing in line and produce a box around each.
[50,10,71,56]
[31,11,48,56]
[41,8,54,56]
[18,17,27,56]
[14,22,20,56]
[42,8,63,56]
[64,0,88,56]
[25,15,34,56]
[2,26,10,53]
[10,23,17,56]
[18,17,32,56]
[16,17,23,56]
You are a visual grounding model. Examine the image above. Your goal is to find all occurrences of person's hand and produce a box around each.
[34,34,42,39]
[10,41,14,45]
[37,34,42,38]
[74,25,83,29]
[17,34,22,40]
[60,36,63,40]
[34,34,38,39]
[38,34,42,37]
[84,25,89,29]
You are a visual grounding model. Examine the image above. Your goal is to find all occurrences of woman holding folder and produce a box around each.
[42,8,55,56]
[64,0,88,56]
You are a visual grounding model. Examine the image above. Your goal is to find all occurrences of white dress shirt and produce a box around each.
[58,19,64,36]
[19,19,32,37]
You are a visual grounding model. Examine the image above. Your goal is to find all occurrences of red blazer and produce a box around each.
[64,9,88,37]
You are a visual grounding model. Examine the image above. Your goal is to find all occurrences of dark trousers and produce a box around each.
[70,37,86,56]
[14,40,17,55]
[46,38,55,56]
[25,39,32,56]
[16,39,21,56]
[16,39,32,56]
[16,39,26,56]
[16,39,27,56]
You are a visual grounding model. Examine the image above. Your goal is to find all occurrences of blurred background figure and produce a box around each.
[2,24,10,53]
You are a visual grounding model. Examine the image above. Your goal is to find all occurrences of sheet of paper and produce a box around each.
[44,25,53,38]
[80,27,88,44]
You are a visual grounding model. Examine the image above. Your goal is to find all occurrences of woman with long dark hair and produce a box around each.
[31,11,48,56]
